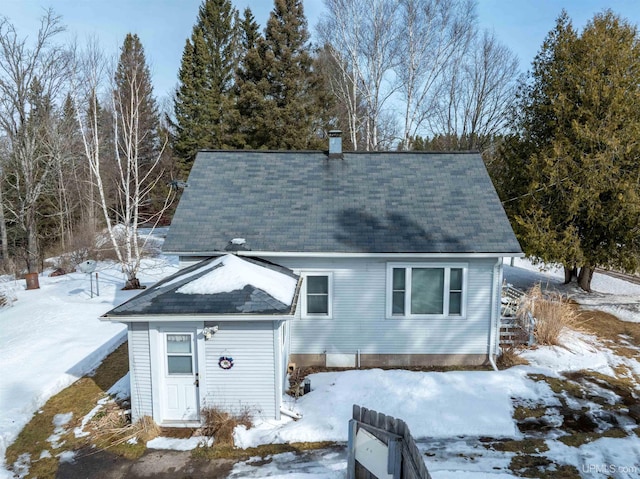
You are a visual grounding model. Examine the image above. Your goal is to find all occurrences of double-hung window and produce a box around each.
[387,264,466,318]
[301,272,333,318]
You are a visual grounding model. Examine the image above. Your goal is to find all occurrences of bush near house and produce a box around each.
[201,407,253,447]
[518,284,581,346]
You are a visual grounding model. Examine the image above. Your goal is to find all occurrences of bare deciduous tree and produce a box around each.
[318,0,399,150]
[0,10,69,272]
[71,38,172,289]
[432,29,519,151]
[397,0,475,149]
[318,0,517,151]
[0,137,10,262]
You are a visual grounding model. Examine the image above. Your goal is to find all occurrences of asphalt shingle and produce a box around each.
[163,150,522,255]
[104,256,300,317]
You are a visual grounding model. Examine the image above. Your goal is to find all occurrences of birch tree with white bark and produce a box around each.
[318,0,400,151]
[71,36,171,289]
[396,0,475,150]
[318,0,517,150]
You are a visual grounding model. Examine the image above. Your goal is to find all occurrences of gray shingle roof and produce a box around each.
[163,151,522,255]
[104,255,300,317]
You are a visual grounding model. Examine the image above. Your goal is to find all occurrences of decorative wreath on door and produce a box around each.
[218,356,234,370]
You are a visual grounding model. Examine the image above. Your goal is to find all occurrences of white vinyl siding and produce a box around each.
[128,322,153,421]
[203,321,277,419]
[279,257,497,356]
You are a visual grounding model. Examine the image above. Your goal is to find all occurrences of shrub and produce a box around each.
[518,284,581,346]
[498,346,529,369]
[0,276,18,307]
[201,406,253,447]
[91,404,160,446]
[131,415,161,443]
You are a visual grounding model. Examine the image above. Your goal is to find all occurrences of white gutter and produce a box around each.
[166,250,525,259]
[488,257,503,372]
[280,407,302,420]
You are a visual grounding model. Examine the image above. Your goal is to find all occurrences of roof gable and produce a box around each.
[104,255,300,317]
[163,151,521,255]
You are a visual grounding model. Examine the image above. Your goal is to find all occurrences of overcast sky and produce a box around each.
[2,0,640,102]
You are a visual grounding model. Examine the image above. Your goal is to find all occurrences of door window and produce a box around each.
[166,333,193,374]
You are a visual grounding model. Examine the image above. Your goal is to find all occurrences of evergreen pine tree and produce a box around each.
[114,33,160,168]
[172,0,239,171]
[506,10,640,291]
[234,7,269,149]
[113,33,162,222]
[237,0,325,149]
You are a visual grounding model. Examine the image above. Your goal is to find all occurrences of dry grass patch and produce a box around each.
[564,370,639,406]
[558,427,628,448]
[201,407,253,447]
[492,438,549,454]
[513,405,548,421]
[90,408,158,459]
[498,347,529,369]
[4,342,130,479]
[578,308,640,351]
[509,455,580,478]
[527,373,587,399]
[192,441,339,461]
[519,284,582,346]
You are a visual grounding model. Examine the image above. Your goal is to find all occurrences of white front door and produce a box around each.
[162,331,199,422]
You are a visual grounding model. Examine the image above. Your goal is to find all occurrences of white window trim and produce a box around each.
[386,263,468,319]
[300,271,334,319]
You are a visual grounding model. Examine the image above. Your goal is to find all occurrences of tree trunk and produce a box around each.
[0,181,9,261]
[563,265,578,284]
[123,276,143,290]
[26,209,39,273]
[577,265,594,292]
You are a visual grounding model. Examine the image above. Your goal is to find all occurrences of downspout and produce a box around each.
[488,258,502,372]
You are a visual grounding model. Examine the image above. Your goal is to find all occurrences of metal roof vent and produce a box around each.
[328,130,343,159]
[226,238,250,252]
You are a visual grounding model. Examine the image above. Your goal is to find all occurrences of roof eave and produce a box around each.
[165,251,525,259]
[101,313,296,323]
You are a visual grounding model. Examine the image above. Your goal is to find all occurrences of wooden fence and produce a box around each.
[348,405,432,479]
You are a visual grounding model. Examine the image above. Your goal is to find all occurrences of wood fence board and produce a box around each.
[349,405,432,479]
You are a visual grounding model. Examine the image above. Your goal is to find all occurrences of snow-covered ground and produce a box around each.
[1,251,639,478]
[503,258,640,322]
[0,251,178,478]
[226,260,640,478]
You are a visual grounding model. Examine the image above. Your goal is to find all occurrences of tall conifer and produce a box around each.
[237,0,324,149]
[234,8,269,148]
[172,0,239,172]
[264,0,324,149]
[114,33,160,168]
[506,10,640,291]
